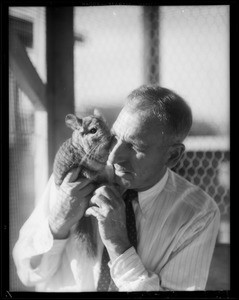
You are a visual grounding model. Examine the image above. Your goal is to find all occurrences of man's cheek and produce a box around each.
[135,152,146,161]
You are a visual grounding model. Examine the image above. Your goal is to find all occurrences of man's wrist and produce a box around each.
[107,240,132,262]
[48,218,70,240]
[51,229,70,240]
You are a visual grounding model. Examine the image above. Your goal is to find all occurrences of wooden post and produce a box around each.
[46,7,74,176]
[143,6,160,85]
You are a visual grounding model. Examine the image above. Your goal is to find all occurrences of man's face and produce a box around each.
[108,105,171,192]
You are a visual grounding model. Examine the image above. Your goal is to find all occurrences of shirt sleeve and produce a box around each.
[160,207,220,291]
[109,206,220,291]
[109,247,163,291]
[12,175,68,287]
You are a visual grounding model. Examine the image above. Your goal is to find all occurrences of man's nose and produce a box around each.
[108,139,128,164]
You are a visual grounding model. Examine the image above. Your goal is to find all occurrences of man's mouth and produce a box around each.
[114,164,130,173]
[113,164,136,179]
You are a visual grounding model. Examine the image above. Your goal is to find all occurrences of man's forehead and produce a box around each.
[112,107,164,140]
[113,108,137,127]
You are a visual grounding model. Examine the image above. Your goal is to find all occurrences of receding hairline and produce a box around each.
[124,86,193,143]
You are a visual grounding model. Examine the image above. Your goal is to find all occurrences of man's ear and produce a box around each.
[65,114,82,131]
[166,143,185,169]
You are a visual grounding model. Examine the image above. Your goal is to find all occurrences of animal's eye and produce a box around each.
[89,127,97,134]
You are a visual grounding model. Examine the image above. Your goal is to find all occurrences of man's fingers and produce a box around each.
[90,194,111,209]
[85,206,102,219]
[63,169,93,190]
[106,185,122,198]
[76,178,94,190]
[79,183,95,197]
[63,167,81,183]
[94,185,122,204]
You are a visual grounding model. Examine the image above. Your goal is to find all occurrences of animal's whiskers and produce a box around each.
[79,141,108,167]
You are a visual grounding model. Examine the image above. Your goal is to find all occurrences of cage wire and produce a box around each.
[172,151,230,220]
[9,7,46,291]
[158,6,229,136]
[9,69,36,291]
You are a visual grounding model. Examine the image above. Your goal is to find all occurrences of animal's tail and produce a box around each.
[74,216,98,258]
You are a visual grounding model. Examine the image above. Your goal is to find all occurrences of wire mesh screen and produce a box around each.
[9,69,35,291]
[158,6,229,135]
[73,6,144,124]
[9,7,47,291]
[157,5,230,243]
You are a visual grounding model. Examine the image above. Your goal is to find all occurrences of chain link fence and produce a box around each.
[172,149,230,220]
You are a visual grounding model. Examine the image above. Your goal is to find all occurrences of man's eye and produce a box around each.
[133,146,141,151]
[89,127,97,134]
[132,144,144,152]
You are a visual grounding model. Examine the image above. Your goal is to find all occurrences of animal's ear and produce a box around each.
[65,114,82,131]
[93,108,107,123]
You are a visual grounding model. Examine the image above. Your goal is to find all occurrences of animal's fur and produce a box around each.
[53,110,112,257]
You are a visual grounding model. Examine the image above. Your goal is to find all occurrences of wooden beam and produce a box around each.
[46,7,74,175]
[9,30,46,111]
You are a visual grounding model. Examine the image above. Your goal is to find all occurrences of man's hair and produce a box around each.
[126,85,193,143]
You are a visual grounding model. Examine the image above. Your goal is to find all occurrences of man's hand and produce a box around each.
[49,167,96,239]
[85,185,131,262]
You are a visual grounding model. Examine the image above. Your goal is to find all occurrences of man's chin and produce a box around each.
[114,175,132,190]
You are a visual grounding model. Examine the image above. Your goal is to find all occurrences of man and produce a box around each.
[13,85,220,291]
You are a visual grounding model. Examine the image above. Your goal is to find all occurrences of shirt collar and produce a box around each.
[137,169,169,216]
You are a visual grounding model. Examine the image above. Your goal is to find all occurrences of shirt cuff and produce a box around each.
[33,217,68,255]
[29,225,69,282]
[108,247,149,290]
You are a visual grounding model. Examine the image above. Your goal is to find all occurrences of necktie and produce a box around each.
[123,189,138,249]
[97,189,138,291]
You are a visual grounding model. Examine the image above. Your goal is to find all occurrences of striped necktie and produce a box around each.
[97,189,138,291]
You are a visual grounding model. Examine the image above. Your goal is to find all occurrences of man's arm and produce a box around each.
[12,168,95,287]
[48,167,95,240]
[111,208,220,291]
[85,185,131,261]
[86,185,220,291]
[12,175,67,286]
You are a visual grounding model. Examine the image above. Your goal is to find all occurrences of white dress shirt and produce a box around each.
[13,168,220,291]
